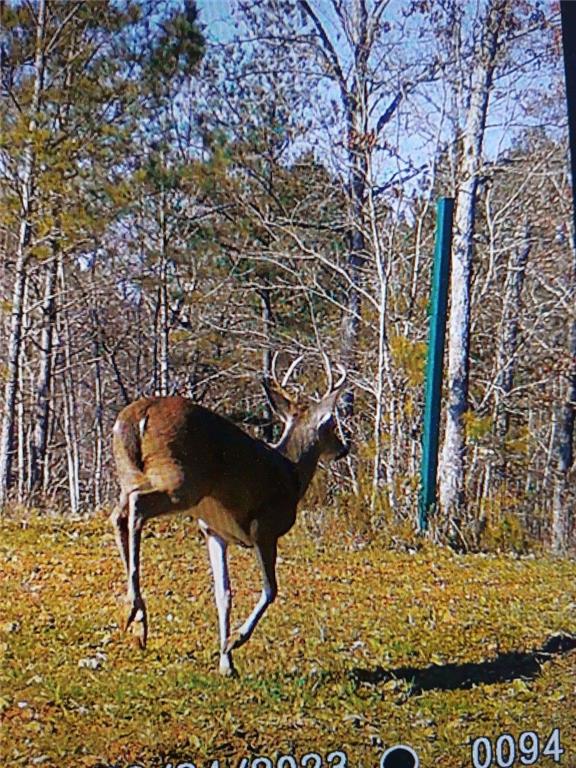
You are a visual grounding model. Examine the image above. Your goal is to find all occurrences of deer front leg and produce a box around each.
[225,538,277,654]
[204,529,235,676]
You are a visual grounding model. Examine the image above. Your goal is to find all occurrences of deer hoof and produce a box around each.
[125,602,147,649]
[219,655,237,677]
[132,619,147,650]
[224,630,246,653]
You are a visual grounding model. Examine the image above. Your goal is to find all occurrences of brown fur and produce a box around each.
[112,397,300,545]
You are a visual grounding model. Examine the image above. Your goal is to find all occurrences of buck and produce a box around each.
[110,355,348,675]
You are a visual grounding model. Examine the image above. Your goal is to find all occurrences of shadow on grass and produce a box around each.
[350,633,576,694]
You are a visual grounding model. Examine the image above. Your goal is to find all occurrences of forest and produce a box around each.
[0,0,574,552]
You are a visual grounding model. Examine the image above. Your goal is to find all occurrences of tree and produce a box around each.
[438,0,550,530]
[0,0,204,509]
[0,0,47,507]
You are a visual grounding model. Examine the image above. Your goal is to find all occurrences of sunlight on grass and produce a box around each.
[1,515,575,768]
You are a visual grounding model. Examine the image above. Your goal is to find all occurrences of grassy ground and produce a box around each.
[1,513,575,768]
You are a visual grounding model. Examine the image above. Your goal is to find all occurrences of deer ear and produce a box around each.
[263,380,293,422]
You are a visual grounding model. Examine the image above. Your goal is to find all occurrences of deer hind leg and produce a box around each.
[225,537,277,655]
[202,527,235,676]
[125,489,175,649]
[110,495,129,575]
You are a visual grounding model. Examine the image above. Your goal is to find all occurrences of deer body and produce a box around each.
[113,397,299,543]
[110,359,347,675]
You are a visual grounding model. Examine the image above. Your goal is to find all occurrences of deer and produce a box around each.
[110,354,348,675]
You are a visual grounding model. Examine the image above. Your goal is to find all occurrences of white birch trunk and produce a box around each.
[366,156,395,514]
[93,357,104,510]
[17,386,25,505]
[57,259,80,515]
[91,284,104,511]
[29,251,59,494]
[439,0,508,520]
[158,187,170,396]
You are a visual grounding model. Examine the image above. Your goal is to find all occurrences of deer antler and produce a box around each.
[332,363,347,391]
[321,352,347,397]
[270,351,283,390]
[281,355,304,388]
[271,351,304,393]
[321,351,333,394]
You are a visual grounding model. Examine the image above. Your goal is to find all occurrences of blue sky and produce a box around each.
[192,0,565,202]
[196,0,236,42]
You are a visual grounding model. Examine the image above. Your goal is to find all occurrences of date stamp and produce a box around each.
[470,728,564,767]
[128,753,349,768]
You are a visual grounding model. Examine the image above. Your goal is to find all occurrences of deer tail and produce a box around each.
[112,414,144,473]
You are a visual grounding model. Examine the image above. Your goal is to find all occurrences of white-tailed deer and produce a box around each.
[110,355,348,675]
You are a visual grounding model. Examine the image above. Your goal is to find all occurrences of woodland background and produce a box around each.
[1,0,575,553]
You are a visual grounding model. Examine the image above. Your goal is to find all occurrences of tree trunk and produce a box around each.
[366,158,394,514]
[439,0,508,522]
[58,258,80,514]
[14,272,32,504]
[29,250,59,495]
[299,0,372,420]
[341,147,368,418]
[158,187,170,395]
[91,286,105,510]
[494,221,531,446]
[93,352,104,510]
[551,0,576,552]
[259,286,275,442]
[551,272,576,553]
[0,0,46,508]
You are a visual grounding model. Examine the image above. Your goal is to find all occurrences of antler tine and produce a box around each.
[281,354,304,389]
[332,363,347,391]
[270,351,282,388]
[321,351,334,396]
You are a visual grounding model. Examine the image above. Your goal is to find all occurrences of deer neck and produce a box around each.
[276,427,321,501]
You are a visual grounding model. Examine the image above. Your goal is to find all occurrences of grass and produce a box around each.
[1,512,575,768]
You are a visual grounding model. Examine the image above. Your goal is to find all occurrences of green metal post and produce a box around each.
[419,197,454,532]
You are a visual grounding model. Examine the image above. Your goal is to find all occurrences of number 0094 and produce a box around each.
[470,729,564,768]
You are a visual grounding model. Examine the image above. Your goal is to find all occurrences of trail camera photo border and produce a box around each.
[1,1,576,767]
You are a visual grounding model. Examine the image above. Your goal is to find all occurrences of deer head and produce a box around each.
[263,352,349,469]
